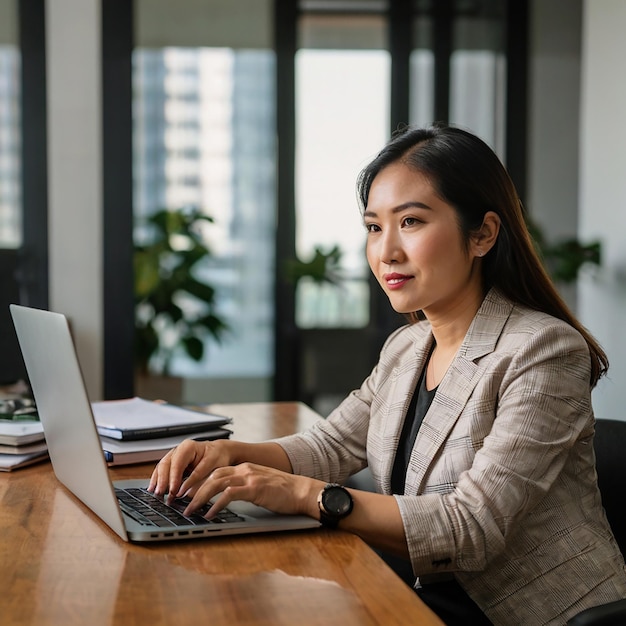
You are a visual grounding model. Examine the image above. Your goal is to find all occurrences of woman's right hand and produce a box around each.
[148,438,235,504]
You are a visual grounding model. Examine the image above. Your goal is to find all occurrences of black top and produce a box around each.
[391,366,438,495]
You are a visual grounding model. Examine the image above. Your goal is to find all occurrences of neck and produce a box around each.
[423,287,486,391]
[425,287,485,352]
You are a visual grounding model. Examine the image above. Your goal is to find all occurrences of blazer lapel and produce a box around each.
[404,289,515,495]
[378,329,434,494]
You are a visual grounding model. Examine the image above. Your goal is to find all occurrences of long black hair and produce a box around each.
[357,124,608,386]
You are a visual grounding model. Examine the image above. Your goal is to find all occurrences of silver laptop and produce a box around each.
[10,304,320,542]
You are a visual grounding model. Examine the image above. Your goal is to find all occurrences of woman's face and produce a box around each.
[364,162,482,317]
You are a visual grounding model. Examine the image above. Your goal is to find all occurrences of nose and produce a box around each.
[378,229,404,265]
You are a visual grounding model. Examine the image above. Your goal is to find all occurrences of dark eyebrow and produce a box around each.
[363,201,433,218]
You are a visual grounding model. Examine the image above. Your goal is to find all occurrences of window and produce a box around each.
[132,0,276,384]
[295,12,390,328]
[449,8,507,157]
[133,46,276,378]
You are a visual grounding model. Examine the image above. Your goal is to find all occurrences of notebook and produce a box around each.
[91,396,232,440]
[10,304,321,542]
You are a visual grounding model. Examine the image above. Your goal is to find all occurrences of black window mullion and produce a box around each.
[504,0,529,203]
[432,0,453,124]
[388,0,412,133]
[102,0,135,399]
[273,0,300,401]
[18,0,48,310]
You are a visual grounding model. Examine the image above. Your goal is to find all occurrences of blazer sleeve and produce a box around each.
[277,324,414,485]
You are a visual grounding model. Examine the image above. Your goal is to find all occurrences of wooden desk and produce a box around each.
[0,402,442,626]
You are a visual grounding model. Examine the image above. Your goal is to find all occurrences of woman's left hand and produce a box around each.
[180,461,325,520]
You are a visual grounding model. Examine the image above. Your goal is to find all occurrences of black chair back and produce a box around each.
[565,418,626,625]
[593,418,626,555]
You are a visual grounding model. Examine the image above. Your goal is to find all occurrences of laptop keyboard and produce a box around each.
[115,487,245,528]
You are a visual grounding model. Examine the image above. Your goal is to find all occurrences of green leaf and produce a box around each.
[196,313,229,338]
[182,336,204,361]
[524,213,602,284]
[184,279,216,303]
[134,206,228,373]
[284,245,344,286]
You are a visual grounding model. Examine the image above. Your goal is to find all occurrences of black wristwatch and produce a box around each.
[317,483,353,529]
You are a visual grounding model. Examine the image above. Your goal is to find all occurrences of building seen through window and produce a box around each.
[133,47,275,378]
[0,45,20,248]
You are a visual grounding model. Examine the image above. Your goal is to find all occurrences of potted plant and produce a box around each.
[284,244,344,287]
[525,214,601,283]
[134,207,228,379]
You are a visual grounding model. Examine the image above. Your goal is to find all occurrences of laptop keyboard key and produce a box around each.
[115,487,245,527]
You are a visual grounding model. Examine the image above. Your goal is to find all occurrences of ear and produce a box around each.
[471,211,500,258]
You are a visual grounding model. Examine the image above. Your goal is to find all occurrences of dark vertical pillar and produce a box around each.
[102,0,135,398]
[18,0,48,310]
[272,0,299,401]
[432,0,453,124]
[505,0,529,202]
[388,0,411,133]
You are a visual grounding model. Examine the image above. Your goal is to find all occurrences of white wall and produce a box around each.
[0,0,17,44]
[579,0,626,419]
[135,0,272,48]
[527,0,582,311]
[528,1,581,242]
[46,0,103,400]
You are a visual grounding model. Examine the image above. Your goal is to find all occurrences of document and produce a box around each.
[0,419,48,470]
[0,420,45,446]
[0,449,49,471]
[91,397,232,441]
[0,440,48,455]
[100,427,232,466]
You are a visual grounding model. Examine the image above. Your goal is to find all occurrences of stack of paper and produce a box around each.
[0,420,49,471]
[91,397,233,466]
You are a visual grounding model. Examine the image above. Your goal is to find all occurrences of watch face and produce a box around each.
[324,487,351,515]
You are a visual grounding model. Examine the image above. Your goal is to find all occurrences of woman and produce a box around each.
[149,125,626,625]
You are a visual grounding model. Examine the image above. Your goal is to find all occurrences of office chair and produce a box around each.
[567,418,626,625]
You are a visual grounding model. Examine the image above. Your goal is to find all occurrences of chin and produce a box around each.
[388,301,418,315]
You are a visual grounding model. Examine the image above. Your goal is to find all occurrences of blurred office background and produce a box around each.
[0,0,624,420]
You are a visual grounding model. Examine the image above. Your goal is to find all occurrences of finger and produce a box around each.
[147,465,160,492]
[165,441,204,500]
[150,441,196,500]
[148,450,173,495]
[185,483,240,519]
[182,472,237,516]
[205,488,237,518]
[176,458,215,497]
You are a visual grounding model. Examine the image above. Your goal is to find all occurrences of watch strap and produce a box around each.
[319,508,340,529]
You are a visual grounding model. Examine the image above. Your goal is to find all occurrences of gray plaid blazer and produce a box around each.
[280,289,626,625]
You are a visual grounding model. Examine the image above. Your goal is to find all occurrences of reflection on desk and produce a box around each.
[0,402,443,625]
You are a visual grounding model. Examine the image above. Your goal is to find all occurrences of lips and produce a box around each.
[383,273,413,289]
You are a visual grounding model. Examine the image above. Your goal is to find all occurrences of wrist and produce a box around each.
[306,480,326,519]
[222,439,248,465]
